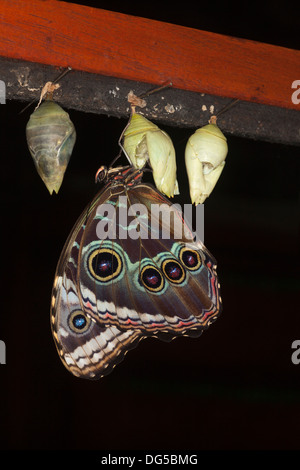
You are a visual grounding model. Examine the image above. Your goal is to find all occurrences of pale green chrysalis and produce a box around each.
[185,119,228,204]
[26,100,76,194]
[123,113,179,197]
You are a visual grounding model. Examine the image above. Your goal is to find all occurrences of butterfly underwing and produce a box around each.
[50,166,222,379]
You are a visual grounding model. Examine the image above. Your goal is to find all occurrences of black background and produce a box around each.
[0,0,299,452]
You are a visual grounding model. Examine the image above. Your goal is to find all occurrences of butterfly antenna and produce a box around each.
[109,148,124,168]
[116,117,133,166]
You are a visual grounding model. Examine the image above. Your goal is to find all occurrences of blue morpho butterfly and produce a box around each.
[50,163,222,379]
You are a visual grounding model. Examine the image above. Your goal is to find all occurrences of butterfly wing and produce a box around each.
[77,182,222,338]
[51,170,222,379]
[50,204,142,379]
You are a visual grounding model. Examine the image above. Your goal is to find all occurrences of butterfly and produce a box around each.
[50,165,222,379]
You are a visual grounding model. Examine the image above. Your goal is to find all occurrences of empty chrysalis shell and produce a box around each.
[123,113,179,197]
[26,100,76,194]
[185,121,228,204]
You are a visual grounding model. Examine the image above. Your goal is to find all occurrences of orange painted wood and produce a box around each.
[0,0,299,110]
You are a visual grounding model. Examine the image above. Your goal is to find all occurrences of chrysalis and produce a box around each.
[26,100,76,194]
[185,117,228,204]
[123,113,179,197]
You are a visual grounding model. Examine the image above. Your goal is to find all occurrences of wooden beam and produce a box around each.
[2,57,300,146]
[0,0,299,112]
